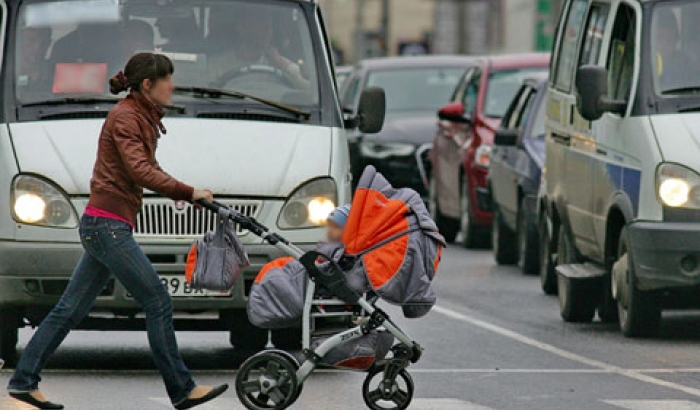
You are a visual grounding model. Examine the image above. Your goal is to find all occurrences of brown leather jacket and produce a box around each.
[87,90,194,224]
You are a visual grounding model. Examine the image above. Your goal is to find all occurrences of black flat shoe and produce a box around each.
[9,392,64,409]
[175,384,229,410]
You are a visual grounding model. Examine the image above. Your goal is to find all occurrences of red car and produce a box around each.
[429,53,550,247]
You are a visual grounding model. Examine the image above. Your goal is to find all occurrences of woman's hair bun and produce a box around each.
[108,71,130,95]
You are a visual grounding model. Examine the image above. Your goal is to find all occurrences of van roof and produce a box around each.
[355,55,482,70]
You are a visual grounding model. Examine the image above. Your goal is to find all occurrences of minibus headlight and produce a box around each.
[12,175,78,228]
[656,163,700,209]
[278,178,337,229]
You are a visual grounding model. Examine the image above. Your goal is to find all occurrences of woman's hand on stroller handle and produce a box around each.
[192,189,214,209]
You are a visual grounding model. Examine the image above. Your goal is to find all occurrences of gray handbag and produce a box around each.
[186,208,249,291]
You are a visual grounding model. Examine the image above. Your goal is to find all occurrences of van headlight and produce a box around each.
[657,163,700,209]
[278,178,337,229]
[12,175,78,228]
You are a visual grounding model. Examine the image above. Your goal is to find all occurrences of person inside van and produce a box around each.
[16,26,51,95]
[122,19,155,57]
[655,10,688,91]
[155,13,203,54]
[207,5,308,89]
[7,53,228,410]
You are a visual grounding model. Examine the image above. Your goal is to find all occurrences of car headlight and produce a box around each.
[360,142,415,159]
[656,163,700,209]
[474,144,492,168]
[12,175,78,228]
[278,178,337,229]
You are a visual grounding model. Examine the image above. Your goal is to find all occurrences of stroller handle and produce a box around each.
[196,199,291,246]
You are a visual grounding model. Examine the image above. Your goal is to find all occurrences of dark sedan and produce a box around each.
[339,56,479,195]
[489,76,548,276]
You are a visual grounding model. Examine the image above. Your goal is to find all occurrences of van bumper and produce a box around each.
[0,240,314,318]
[628,222,700,291]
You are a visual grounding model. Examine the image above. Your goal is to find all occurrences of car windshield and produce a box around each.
[651,1,700,96]
[366,67,465,113]
[15,0,319,108]
[484,68,547,118]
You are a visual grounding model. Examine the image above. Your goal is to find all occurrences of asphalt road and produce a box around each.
[4,246,700,410]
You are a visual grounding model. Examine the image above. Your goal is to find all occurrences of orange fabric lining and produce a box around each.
[343,188,409,254]
[185,245,198,285]
[433,244,443,275]
[364,235,409,289]
[255,257,295,283]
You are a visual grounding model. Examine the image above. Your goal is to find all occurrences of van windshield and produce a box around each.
[651,1,700,96]
[15,0,320,109]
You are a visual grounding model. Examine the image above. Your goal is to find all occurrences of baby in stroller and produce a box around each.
[199,166,444,410]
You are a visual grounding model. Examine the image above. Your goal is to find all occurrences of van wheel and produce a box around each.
[557,228,595,323]
[492,206,518,265]
[429,178,458,243]
[0,309,19,367]
[614,228,661,338]
[538,216,557,295]
[222,310,268,352]
[271,327,302,351]
[518,205,540,275]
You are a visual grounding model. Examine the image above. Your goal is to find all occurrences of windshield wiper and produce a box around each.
[21,96,185,114]
[661,86,700,95]
[174,86,310,121]
[21,96,122,107]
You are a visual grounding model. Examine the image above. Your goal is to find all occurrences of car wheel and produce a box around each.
[538,216,557,295]
[557,227,596,323]
[222,310,268,352]
[492,206,518,265]
[460,178,488,248]
[429,177,458,243]
[0,309,19,367]
[614,227,661,338]
[518,205,540,276]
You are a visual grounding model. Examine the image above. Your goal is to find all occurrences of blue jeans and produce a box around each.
[8,215,195,405]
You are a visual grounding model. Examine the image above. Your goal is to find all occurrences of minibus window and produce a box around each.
[579,4,610,66]
[553,0,587,91]
[14,0,321,112]
[607,4,636,102]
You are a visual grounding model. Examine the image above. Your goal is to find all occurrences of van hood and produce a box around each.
[9,119,331,196]
[650,114,700,167]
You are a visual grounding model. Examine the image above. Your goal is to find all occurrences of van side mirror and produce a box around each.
[356,87,386,134]
[438,102,471,124]
[494,129,518,146]
[576,65,627,121]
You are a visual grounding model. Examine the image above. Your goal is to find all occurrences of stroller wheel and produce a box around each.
[236,351,300,410]
[362,367,414,410]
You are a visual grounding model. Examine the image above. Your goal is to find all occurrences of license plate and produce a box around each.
[159,275,231,298]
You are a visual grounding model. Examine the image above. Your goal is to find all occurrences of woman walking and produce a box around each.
[7,53,228,410]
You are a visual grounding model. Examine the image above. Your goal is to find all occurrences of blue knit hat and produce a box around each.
[327,204,351,228]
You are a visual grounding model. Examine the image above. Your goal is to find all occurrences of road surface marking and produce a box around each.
[433,304,700,398]
[149,397,496,410]
[605,400,700,410]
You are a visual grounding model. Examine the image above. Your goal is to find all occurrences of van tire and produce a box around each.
[557,228,595,323]
[538,216,558,295]
[429,178,458,243]
[615,228,661,338]
[518,204,540,275]
[223,310,268,352]
[492,206,518,265]
[0,309,19,367]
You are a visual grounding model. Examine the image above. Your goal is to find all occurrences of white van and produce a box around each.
[0,0,385,360]
[541,0,700,337]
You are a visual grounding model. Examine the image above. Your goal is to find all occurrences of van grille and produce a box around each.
[135,199,261,238]
[197,112,299,123]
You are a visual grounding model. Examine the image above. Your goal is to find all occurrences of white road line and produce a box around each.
[410,398,495,410]
[605,400,700,410]
[433,305,700,398]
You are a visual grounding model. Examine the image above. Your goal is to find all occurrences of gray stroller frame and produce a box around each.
[198,200,422,410]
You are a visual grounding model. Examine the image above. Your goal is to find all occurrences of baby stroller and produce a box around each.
[198,166,444,410]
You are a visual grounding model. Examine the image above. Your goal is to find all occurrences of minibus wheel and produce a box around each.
[0,308,19,366]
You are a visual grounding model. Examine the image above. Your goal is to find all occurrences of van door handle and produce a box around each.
[551,133,571,146]
[596,148,607,156]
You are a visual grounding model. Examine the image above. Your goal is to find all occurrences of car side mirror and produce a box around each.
[494,129,518,146]
[356,87,386,134]
[576,65,627,121]
[438,102,471,124]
